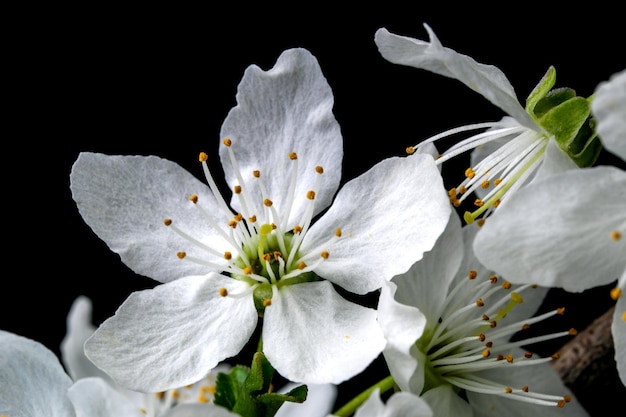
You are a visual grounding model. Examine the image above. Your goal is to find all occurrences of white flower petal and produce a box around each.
[379,281,426,393]
[263,281,385,384]
[304,152,450,295]
[163,404,240,417]
[84,274,257,392]
[70,152,230,283]
[0,330,75,417]
[220,48,343,225]
[467,358,589,417]
[68,377,139,416]
[60,295,110,382]
[592,69,626,162]
[530,137,579,182]
[355,390,433,417]
[474,166,626,291]
[392,211,463,319]
[612,269,626,386]
[374,24,537,130]
[421,385,473,417]
[353,388,385,417]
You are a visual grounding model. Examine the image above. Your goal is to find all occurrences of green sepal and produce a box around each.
[213,352,308,417]
[525,66,556,116]
[256,385,308,416]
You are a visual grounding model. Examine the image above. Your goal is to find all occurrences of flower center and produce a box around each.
[139,372,219,416]
[419,269,576,408]
[407,120,549,226]
[163,139,339,313]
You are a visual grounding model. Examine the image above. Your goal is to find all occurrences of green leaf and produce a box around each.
[245,352,275,394]
[256,385,308,416]
[214,366,250,410]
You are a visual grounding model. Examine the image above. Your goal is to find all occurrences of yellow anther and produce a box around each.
[189,194,199,203]
[485,341,493,348]
[271,223,277,230]
[234,213,243,222]
[468,269,478,280]
[521,323,530,330]
[493,178,502,186]
[263,253,271,262]
[141,409,147,414]
[564,395,571,403]
[476,298,484,307]
[263,298,272,307]
[249,215,257,223]
[253,170,260,178]
[622,311,626,322]
[568,328,578,336]
[155,392,165,399]
[197,394,209,403]
[481,180,490,189]
[293,225,303,234]
[199,152,208,162]
[307,190,316,200]
[315,166,324,174]
[224,252,232,260]
[223,138,232,147]
[459,185,467,194]
[524,352,533,359]
[493,199,501,208]
[465,167,476,179]
[478,333,486,341]
[243,267,252,275]
[504,387,513,394]
[452,199,461,207]
[289,152,298,160]
[448,187,457,197]
[335,228,342,237]
[273,251,282,260]
[477,218,486,227]
[551,353,560,360]
[556,307,565,315]
[496,354,504,361]
[321,251,330,259]
[203,385,216,394]
[511,292,524,304]
[474,199,484,207]
[489,275,498,284]
[482,348,491,358]
[482,314,490,321]
[298,261,307,270]
[177,252,186,259]
[611,231,622,240]
[505,354,513,363]
[557,400,565,408]
[264,198,273,207]
[234,185,242,194]
[406,146,415,154]
[501,281,512,290]
[219,288,228,297]
[522,385,529,392]
[164,219,172,226]
[490,321,497,328]
[611,287,622,300]
[171,390,180,398]
[228,220,238,228]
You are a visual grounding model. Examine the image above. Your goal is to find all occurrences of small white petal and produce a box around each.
[0,330,75,417]
[220,48,343,225]
[263,281,385,384]
[304,152,450,294]
[70,152,230,283]
[60,295,111,382]
[84,274,257,392]
[530,138,579,182]
[355,389,433,417]
[474,166,626,291]
[379,281,426,393]
[421,385,473,417]
[68,377,139,416]
[612,269,626,386]
[374,24,537,130]
[592,69,626,162]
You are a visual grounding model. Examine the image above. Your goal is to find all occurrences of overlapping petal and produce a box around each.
[592,69,626,162]
[84,274,257,392]
[303,152,450,295]
[353,389,433,417]
[374,24,538,130]
[220,48,343,226]
[0,330,75,417]
[70,153,228,283]
[613,269,626,386]
[262,280,384,384]
[474,166,626,291]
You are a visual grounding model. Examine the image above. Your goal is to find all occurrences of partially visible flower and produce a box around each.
[0,330,76,417]
[472,69,626,385]
[70,47,451,392]
[377,212,590,416]
[351,388,434,417]
[374,23,599,225]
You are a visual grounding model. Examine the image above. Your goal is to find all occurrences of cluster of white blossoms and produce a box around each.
[1,23,624,417]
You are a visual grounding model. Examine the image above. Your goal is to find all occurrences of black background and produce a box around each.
[5,4,626,414]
